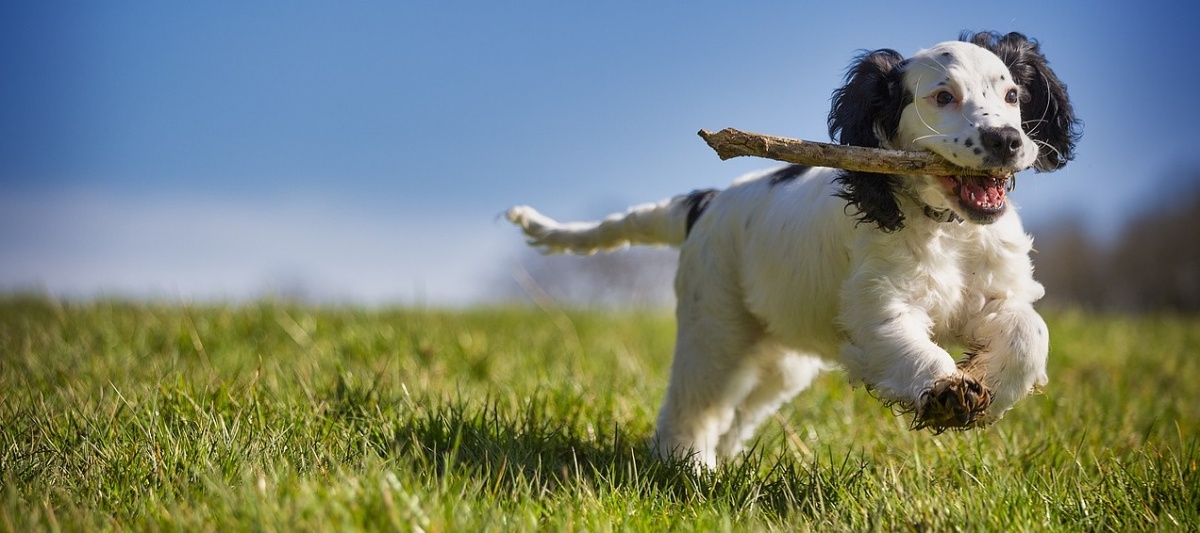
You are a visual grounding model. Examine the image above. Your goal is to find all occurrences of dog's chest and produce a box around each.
[909,226,1010,337]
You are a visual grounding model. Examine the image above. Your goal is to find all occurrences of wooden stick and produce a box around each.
[698,128,1009,178]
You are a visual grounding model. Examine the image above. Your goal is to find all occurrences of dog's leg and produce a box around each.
[838,293,991,431]
[715,351,825,460]
[958,301,1049,425]
[652,328,757,469]
[652,301,765,469]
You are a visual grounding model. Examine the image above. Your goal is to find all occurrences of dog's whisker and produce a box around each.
[1031,138,1065,165]
[1022,118,1048,138]
[914,109,941,135]
[1024,75,1058,140]
[910,133,948,144]
[910,75,943,136]
[922,57,954,78]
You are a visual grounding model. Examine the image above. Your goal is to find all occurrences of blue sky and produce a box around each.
[2,1,1197,305]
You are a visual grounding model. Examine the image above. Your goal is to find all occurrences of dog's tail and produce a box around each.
[505,189,718,254]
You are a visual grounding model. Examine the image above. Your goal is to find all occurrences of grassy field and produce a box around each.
[1,296,1197,531]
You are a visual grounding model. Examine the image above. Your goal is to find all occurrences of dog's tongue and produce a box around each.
[958,176,1006,210]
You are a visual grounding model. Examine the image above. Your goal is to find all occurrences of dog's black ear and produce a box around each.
[964,31,1082,171]
[828,49,909,148]
[828,49,909,232]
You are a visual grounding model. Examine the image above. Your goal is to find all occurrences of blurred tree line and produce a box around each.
[1033,173,1200,313]
[503,172,1200,314]
[503,247,678,309]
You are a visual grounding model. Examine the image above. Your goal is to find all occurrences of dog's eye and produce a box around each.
[934,91,955,107]
[1005,88,1019,104]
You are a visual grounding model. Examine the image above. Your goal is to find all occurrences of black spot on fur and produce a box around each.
[964,138,974,147]
[683,189,718,237]
[768,164,811,186]
[962,31,1082,171]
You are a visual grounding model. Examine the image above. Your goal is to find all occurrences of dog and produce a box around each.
[506,31,1080,468]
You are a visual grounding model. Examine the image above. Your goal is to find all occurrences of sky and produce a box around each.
[2,1,1197,306]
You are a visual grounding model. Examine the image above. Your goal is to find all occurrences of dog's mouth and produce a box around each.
[938,174,1012,223]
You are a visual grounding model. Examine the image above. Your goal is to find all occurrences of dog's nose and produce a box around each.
[980,126,1022,161]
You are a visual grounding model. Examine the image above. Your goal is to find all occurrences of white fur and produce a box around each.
[507,40,1052,469]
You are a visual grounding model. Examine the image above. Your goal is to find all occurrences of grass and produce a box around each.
[1,296,1197,531]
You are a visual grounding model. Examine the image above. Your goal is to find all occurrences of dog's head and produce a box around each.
[828,31,1081,231]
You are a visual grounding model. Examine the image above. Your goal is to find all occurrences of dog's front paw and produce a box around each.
[912,372,994,433]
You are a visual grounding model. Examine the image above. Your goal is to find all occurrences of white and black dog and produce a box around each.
[507,31,1080,468]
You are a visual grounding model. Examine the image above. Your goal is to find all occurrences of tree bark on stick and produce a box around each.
[698,128,1009,178]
